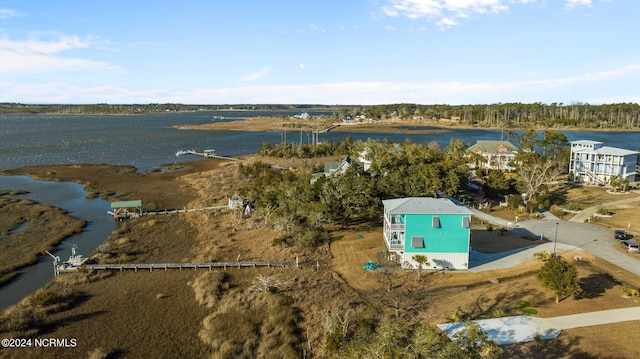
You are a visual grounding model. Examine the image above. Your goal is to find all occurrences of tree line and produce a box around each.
[238,137,470,246]
[2,102,640,129]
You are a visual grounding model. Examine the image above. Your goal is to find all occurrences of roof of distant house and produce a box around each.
[382,197,472,215]
[467,140,519,154]
[570,140,602,145]
[571,142,638,156]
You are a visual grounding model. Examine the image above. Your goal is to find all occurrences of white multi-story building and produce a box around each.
[569,140,638,185]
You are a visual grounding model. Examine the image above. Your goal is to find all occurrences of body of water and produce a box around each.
[0,110,638,310]
[0,176,112,311]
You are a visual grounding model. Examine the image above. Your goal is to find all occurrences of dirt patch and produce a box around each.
[471,227,540,254]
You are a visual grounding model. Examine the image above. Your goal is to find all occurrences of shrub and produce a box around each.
[622,284,639,297]
[597,207,613,215]
[564,203,582,211]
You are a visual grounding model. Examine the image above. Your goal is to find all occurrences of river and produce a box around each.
[1,110,638,311]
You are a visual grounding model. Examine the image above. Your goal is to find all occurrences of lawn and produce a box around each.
[330,222,640,358]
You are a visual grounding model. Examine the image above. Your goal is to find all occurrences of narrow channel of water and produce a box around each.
[0,175,114,311]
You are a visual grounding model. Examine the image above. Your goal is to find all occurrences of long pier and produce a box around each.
[181,150,289,170]
[144,205,228,216]
[84,261,295,272]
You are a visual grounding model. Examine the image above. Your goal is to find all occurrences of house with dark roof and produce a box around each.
[467,140,519,171]
[311,156,361,183]
[382,197,472,270]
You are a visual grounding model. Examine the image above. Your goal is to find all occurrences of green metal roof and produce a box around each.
[111,200,142,209]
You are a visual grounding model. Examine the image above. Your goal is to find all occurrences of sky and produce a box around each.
[0,0,638,105]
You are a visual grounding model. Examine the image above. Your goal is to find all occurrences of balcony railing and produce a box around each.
[389,224,405,230]
[384,237,404,251]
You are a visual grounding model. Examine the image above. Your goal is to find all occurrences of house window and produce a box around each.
[432,216,440,228]
[411,236,424,248]
[462,217,470,228]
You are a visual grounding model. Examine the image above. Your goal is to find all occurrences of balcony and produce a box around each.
[384,233,404,251]
[386,241,404,251]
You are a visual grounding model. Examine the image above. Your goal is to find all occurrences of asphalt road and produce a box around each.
[513,218,640,276]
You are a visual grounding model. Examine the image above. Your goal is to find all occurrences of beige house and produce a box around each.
[467,140,519,171]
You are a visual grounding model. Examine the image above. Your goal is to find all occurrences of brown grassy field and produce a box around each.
[3,160,640,358]
[0,194,85,285]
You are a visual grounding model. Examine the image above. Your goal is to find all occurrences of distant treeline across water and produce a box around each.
[1,102,640,129]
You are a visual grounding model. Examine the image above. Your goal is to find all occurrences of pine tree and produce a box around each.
[536,255,582,303]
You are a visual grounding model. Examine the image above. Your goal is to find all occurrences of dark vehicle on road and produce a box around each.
[620,240,639,252]
[614,230,627,240]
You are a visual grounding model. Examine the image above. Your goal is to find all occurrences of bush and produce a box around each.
[597,207,613,215]
[564,203,582,211]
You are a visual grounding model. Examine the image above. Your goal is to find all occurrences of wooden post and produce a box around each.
[296,256,299,267]
[316,260,319,271]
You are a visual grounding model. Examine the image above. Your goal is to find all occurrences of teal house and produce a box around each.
[382,197,472,270]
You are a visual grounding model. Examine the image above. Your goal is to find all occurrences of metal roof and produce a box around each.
[382,197,472,215]
[594,146,638,156]
[111,200,142,209]
[467,140,519,154]
[570,140,603,145]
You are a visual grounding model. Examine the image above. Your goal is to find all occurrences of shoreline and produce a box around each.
[176,116,640,134]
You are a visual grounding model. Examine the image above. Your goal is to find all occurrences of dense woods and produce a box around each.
[2,102,640,129]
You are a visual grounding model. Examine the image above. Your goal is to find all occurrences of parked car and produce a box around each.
[620,240,639,252]
[614,230,628,240]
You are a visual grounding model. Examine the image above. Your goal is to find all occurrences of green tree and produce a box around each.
[451,321,504,359]
[483,170,510,198]
[536,255,582,303]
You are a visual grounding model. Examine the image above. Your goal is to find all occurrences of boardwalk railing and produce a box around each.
[84,261,294,272]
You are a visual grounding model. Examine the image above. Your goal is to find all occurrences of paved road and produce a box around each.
[512,218,640,276]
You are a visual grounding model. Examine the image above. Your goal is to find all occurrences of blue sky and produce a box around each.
[0,0,638,105]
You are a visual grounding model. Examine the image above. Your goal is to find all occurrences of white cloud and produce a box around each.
[309,24,327,32]
[564,0,591,10]
[0,8,21,19]
[299,62,305,70]
[4,63,639,105]
[381,0,522,28]
[0,33,119,72]
[384,25,397,31]
[238,67,271,82]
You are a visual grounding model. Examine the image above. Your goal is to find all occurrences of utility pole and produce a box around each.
[553,222,559,255]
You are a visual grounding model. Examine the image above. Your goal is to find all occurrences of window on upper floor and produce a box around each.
[412,236,424,248]
[432,216,440,228]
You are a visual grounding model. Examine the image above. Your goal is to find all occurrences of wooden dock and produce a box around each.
[84,261,295,272]
[181,150,289,170]
[144,205,228,216]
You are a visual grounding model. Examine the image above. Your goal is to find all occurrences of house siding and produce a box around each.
[404,214,470,253]
[401,252,469,270]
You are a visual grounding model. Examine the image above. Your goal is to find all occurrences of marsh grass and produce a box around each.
[199,291,302,359]
[0,197,85,282]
